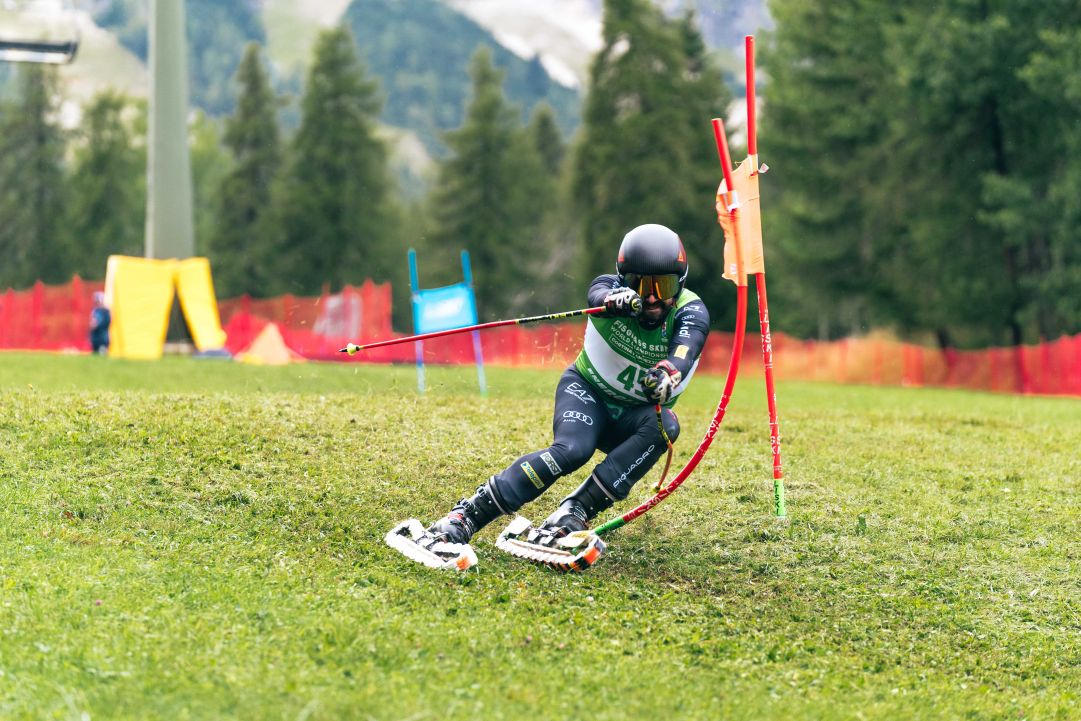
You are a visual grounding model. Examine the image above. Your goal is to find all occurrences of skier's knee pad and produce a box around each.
[488,453,560,512]
[660,409,680,443]
[489,439,597,513]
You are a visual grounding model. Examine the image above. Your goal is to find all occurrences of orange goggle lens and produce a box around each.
[623,273,681,300]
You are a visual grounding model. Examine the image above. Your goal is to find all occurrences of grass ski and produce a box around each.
[384,519,478,571]
[495,516,606,573]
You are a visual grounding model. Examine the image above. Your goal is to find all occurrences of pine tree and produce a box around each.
[672,9,740,325]
[524,102,580,315]
[429,48,548,319]
[762,0,1081,345]
[0,65,68,288]
[190,112,233,263]
[1021,24,1081,337]
[528,103,565,177]
[209,43,281,297]
[572,0,732,322]
[758,0,901,339]
[884,0,1081,346]
[272,26,396,295]
[66,91,145,279]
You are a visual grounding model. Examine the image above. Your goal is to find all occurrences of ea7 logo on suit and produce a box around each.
[563,382,596,405]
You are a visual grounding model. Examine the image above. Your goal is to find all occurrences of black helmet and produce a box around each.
[616,224,688,300]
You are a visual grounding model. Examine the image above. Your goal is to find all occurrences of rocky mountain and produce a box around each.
[447,0,771,90]
[2,0,769,181]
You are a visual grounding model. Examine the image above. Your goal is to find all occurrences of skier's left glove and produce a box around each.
[641,360,682,404]
[603,287,643,316]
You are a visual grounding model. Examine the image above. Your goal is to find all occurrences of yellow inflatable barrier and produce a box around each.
[104,255,227,360]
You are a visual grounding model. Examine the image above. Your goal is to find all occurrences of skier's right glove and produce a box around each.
[641,360,682,404]
[603,288,642,316]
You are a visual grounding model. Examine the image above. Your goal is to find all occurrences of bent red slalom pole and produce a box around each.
[746,34,787,518]
[339,306,606,354]
[594,117,749,537]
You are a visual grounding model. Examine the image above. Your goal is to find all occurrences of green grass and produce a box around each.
[1,352,1079,720]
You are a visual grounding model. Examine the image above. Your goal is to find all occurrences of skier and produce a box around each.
[395,223,711,566]
[89,291,111,355]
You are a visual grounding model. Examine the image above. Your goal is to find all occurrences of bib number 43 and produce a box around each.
[615,364,648,393]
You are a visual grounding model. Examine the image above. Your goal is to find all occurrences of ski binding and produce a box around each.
[384,519,478,571]
[495,515,606,572]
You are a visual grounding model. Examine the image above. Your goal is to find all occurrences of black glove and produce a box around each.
[641,360,682,404]
[603,288,642,316]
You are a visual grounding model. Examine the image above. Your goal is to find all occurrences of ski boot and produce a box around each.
[385,482,504,571]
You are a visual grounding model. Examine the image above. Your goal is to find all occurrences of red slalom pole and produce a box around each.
[746,35,758,172]
[595,118,749,536]
[756,274,785,516]
[746,34,786,517]
[340,306,605,354]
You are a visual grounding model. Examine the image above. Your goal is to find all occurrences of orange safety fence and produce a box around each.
[761,333,1081,396]
[3,277,1079,397]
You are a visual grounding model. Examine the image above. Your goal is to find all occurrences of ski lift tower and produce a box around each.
[2,1,197,351]
[0,0,80,64]
[1,1,194,262]
[145,0,194,261]
[144,0,196,353]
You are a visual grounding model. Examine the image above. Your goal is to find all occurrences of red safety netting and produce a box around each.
[3,277,1079,397]
[0,277,104,351]
[217,281,396,360]
[218,284,586,366]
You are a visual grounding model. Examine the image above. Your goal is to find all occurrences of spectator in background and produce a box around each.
[89,291,111,355]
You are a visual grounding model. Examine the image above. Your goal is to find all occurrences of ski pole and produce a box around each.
[339,305,609,354]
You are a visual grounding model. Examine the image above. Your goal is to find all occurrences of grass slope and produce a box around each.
[1,353,1078,720]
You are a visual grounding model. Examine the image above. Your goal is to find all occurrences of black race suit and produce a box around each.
[483,275,710,516]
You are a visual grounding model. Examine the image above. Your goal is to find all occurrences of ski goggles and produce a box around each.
[622,273,682,301]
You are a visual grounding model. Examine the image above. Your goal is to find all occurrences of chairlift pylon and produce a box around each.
[0,0,80,65]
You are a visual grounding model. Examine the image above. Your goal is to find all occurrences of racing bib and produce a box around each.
[574,290,701,406]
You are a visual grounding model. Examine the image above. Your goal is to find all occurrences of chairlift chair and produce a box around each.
[0,0,80,64]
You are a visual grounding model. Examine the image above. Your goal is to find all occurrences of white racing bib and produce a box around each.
[574,290,701,406]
